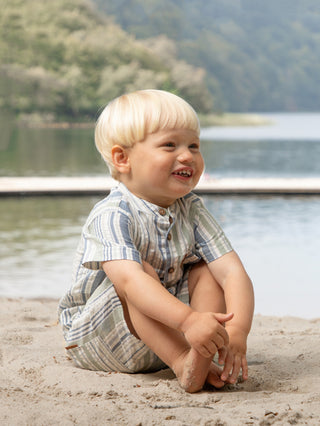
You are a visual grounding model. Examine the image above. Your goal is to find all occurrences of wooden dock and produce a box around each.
[1,176,320,196]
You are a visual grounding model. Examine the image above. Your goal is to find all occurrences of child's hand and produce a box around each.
[219,326,249,384]
[180,311,234,358]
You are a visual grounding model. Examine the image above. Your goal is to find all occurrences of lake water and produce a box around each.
[0,113,319,318]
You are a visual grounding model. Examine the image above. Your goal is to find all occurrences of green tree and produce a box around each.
[0,0,213,120]
[93,0,320,111]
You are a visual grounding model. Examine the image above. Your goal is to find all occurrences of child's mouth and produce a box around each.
[172,169,193,178]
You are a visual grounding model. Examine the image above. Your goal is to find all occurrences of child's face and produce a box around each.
[123,128,204,207]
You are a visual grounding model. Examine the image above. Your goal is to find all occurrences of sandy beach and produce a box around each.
[1,298,319,425]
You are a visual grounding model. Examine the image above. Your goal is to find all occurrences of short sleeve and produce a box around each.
[193,197,233,263]
[81,209,142,270]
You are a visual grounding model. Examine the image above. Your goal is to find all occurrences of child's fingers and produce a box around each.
[220,352,234,381]
[213,331,227,350]
[205,341,218,357]
[221,353,248,383]
[228,354,241,384]
[196,342,217,358]
[241,356,249,381]
[217,346,227,365]
[214,312,234,325]
[216,324,229,346]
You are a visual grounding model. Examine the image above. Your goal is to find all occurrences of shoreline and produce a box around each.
[15,112,271,129]
[1,297,319,425]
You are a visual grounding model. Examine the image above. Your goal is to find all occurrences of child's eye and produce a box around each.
[189,143,200,150]
[163,142,175,148]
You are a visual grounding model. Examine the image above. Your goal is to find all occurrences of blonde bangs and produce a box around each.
[143,91,200,137]
[95,90,200,178]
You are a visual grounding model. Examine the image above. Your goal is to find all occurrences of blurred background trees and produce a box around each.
[1,0,320,121]
[0,0,211,121]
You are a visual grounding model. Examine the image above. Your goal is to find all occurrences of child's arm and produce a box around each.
[208,251,254,383]
[102,259,232,359]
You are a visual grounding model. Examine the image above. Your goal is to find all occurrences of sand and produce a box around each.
[0,298,319,426]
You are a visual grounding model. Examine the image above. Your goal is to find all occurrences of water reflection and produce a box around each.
[1,117,320,178]
[1,113,320,317]
[0,125,106,176]
[1,195,319,319]
[201,139,320,178]
[204,195,320,319]
[0,196,98,297]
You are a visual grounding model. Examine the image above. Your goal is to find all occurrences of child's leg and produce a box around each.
[188,260,226,313]
[188,260,228,387]
[122,262,218,392]
[126,301,211,392]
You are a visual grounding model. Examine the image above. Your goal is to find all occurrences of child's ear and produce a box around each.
[111,145,131,174]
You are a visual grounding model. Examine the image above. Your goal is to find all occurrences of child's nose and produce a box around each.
[177,147,193,163]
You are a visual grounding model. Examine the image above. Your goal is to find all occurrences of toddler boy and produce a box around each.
[58,90,254,392]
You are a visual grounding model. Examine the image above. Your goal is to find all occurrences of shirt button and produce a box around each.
[167,233,172,241]
[169,216,173,224]
[159,208,166,216]
[168,267,174,274]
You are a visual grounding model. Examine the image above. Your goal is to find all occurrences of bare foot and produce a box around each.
[206,362,226,388]
[173,347,212,393]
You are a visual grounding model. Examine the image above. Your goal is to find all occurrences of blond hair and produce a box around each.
[95,89,200,179]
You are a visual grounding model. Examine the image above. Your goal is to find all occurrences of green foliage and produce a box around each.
[3,0,320,117]
[0,0,213,120]
[93,0,320,112]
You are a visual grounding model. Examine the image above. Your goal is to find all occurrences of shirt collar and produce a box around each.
[116,182,177,218]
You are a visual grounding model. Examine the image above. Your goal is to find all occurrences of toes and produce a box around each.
[206,362,226,388]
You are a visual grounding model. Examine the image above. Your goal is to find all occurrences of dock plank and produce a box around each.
[1,176,320,196]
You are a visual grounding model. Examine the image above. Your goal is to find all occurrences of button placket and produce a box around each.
[166,213,174,242]
[166,213,175,275]
[157,207,176,281]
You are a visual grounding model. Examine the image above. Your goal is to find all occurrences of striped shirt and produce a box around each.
[58,183,232,338]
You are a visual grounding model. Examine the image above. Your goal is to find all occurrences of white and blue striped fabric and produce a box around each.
[58,183,232,372]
